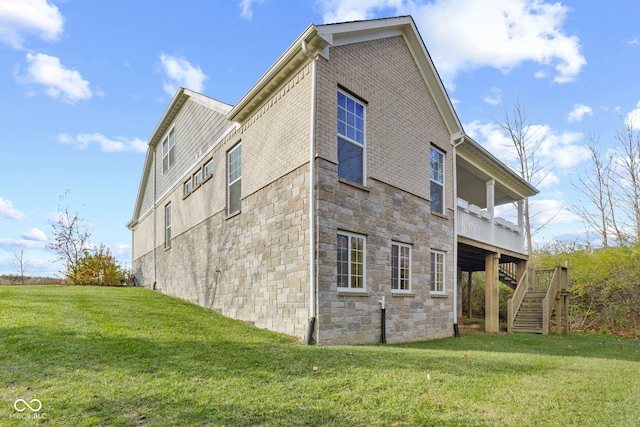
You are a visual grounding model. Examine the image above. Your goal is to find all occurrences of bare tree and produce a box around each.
[613,118,640,242]
[496,97,554,254]
[46,193,92,283]
[10,244,32,285]
[571,132,624,247]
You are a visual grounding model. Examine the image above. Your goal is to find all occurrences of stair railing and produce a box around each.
[542,266,569,335]
[507,269,529,332]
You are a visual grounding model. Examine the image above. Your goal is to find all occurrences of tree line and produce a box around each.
[500,99,640,336]
[9,192,131,286]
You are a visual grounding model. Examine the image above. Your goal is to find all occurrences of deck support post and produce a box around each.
[485,252,500,333]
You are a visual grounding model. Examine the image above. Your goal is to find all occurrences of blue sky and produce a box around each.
[1,0,639,276]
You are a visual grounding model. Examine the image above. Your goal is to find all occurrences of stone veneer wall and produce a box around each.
[315,158,455,345]
[312,35,456,345]
[134,162,311,340]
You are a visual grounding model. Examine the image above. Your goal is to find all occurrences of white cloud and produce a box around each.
[567,103,593,122]
[482,87,502,106]
[465,120,590,186]
[626,101,640,130]
[318,0,586,87]
[0,198,26,221]
[529,197,580,226]
[22,228,47,241]
[58,133,147,153]
[0,0,64,49]
[239,0,264,20]
[110,242,132,265]
[320,0,405,23]
[0,237,46,251]
[159,53,208,95]
[18,53,92,103]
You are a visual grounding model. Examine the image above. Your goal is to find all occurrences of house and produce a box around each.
[127,16,539,345]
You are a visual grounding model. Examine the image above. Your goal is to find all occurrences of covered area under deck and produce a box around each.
[457,238,528,332]
[454,135,538,333]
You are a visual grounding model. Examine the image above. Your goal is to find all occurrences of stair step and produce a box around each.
[511,327,543,334]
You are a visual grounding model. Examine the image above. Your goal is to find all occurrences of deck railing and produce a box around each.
[457,199,525,254]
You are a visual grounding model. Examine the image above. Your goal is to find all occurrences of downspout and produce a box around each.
[452,133,465,337]
[302,40,317,345]
[153,148,157,289]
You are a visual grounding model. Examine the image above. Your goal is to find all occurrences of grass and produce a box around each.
[1,286,639,426]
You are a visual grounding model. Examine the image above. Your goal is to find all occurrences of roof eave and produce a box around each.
[459,135,539,198]
[227,25,330,123]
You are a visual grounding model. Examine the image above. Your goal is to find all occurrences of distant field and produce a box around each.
[1,285,638,426]
[0,276,59,285]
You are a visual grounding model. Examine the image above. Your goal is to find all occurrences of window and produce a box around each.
[391,243,411,292]
[162,128,175,173]
[228,143,242,214]
[165,203,172,249]
[430,250,445,293]
[430,146,444,214]
[193,168,203,188]
[204,159,214,179]
[183,177,192,197]
[337,91,365,184]
[337,232,366,291]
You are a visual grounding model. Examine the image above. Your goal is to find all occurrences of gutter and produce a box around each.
[451,132,465,337]
[302,40,317,345]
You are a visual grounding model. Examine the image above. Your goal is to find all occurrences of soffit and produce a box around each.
[457,136,538,200]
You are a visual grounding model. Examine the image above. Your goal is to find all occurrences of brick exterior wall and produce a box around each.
[313,36,456,344]
[132,32,457,345]
[132,64,313,339]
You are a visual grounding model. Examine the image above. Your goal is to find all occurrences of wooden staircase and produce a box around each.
[511,291,545,333]
[507,266,569,335]
[498,268,518,289]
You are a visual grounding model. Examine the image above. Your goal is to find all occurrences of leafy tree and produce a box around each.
[75,244,130,286]
[46,193,92,284]
[534,241,640,336]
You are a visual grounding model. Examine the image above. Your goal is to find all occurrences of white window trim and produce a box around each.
[337,231,367,292]
[227,143,242,215]
[337,90,366,186]
[162,127,175,174]
[430,249,446,294]
[203,159,214,179]
[391,242,412,293]
[193,168,203,188]
[430,146,445,214]
[164,203,172,249]
[183,177,193,197]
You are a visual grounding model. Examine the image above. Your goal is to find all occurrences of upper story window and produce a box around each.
[430,250,445,293]
[193,168,203,188]
[391,242,411,292]
[183,177,192,197]
[162,128,175,173]
[227,143,242,214]
[165,203,172,249]
[337,232,366,291]
[203,159,214,180]
[430,146,444,214]
[337,91,365,185]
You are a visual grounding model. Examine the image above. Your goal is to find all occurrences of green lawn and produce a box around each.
[1,286,639,426]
